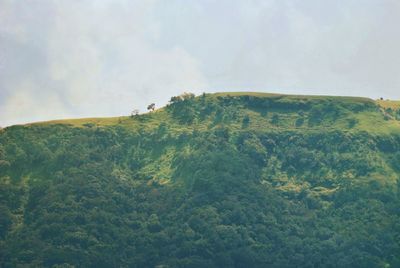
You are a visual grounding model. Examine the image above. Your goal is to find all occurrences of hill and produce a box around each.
[1,92,400,267]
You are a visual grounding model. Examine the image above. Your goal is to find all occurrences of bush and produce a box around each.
[347,118,359,128]
[242,115,250,128]
[271,114,279,125]
[295,117,304,127]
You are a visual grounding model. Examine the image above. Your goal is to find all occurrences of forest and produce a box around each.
[0,93,400,267]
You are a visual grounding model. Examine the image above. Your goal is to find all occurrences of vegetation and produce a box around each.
[0,92,400,267]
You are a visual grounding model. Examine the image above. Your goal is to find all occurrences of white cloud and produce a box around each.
[1,0,400,126]
[0,83,69,127]
[0,0,207,126]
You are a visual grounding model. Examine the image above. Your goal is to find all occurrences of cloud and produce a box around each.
[1,0,400,126]
[0,0,207,126]
[154,0,400,97]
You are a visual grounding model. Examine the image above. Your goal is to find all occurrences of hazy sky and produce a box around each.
[1,0,400,126]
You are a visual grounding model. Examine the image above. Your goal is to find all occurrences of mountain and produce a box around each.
[0,92,400,267]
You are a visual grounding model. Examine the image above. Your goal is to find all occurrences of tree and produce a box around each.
[169,96,182,104]
[347,118,358,128]
[271,114,279,125]
[295,117,304,127]
[181,92,195,100]
[0,205,13,239]
[147,103,156,112]
[242,115,250,128]
[131,109,140,117]
[169,92,195,104]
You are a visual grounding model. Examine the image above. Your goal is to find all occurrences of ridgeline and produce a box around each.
[1,92,400,267]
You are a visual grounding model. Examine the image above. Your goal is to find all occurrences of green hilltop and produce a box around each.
[28,92,400,134]
[1,92,400,267]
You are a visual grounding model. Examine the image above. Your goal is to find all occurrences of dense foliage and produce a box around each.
[0,93,400,267]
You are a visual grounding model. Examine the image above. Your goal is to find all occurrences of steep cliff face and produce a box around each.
[1,93,400,267]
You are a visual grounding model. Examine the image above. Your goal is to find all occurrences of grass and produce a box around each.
[20,92,400,135]
[352,111,400,135]
[376,99,400,110]
[27,116,128,127]
[212,92,284,98]
[212,92,374,103]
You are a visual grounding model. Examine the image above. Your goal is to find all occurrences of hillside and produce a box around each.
[1,92,400,267]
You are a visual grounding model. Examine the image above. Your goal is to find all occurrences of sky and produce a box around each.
[1,0,400,126]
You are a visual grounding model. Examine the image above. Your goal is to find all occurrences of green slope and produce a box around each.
[27,92,400,135]
[1,92,400,267]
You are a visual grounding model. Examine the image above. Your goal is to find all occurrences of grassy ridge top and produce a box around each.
[21,92,400,135]
[377,99,400,110]
[213,91,374,103]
